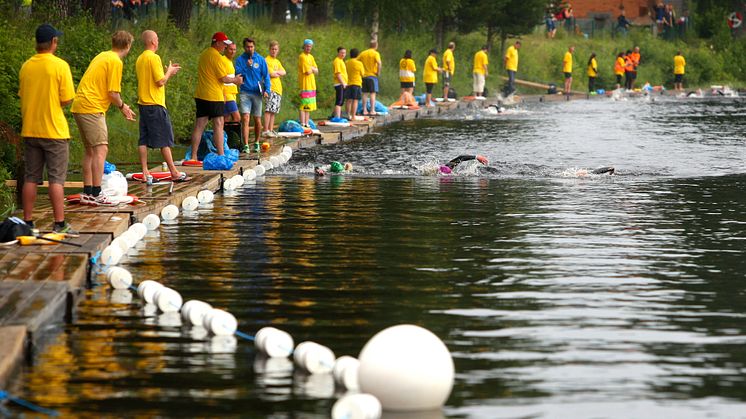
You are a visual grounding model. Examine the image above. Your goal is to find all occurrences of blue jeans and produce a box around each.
[505,70,516,95]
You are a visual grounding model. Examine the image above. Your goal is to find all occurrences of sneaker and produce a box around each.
[267,131,278,138]
[242,144,251,154]
[53,223,79,235]
[90,192,117,207]
[261,130,272,137]
[252,142,261,153]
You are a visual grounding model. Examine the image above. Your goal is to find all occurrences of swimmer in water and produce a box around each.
[315,161,353,176]
[439,155,489,174]
[573,166,616,177]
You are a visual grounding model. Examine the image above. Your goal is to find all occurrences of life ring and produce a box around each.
[728,12,742,29]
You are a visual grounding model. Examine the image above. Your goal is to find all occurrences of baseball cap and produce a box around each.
[303,39,314,46]
[36,24,63,43]
[212,32,232,45]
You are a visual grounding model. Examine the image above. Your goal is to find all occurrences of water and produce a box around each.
[11,97,746,418]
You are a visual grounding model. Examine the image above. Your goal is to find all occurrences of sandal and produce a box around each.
[173,172,192,183]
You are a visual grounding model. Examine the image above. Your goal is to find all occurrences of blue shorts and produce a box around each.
[239,92,263,117]
[224,100,238,114]
[138,105,174,149]
[362,76,379,93]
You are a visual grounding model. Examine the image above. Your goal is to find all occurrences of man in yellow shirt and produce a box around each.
[18,24,75,231]
[71,30,136,206]
[136,30,183,185]
[442,41,455,100]
[472,45,489,97]
[189,32,242,161]
[357,40,382,116]
[264,40,286,137]
[345,48,365,120]
[399,49,416,95]
[673,51,686,91]
[333,46,348,119]
[587,52,598,93]
[503,41,520,96]
[563,45,575,95]
[423,49,442,107]
[223,41,240,124]
[298,38,318,127]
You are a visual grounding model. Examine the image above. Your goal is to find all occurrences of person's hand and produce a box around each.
[476,155,488,165]
[234,74,243,85]
[121,104,136,121]
[167,60,181,76]
[263,91,269,98]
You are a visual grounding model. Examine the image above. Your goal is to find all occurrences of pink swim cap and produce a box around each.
[439,165,452,174]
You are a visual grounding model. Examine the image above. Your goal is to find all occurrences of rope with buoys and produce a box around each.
[0,390,59,416]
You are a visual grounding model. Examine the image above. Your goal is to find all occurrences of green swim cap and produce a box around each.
[330,161,344,173]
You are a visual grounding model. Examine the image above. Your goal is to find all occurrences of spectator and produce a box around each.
[614,52,625,89]
[235,37,270,152]
[297,38,318,127]
[587,52,597,93]
[345,48,365,120]
[673,51,686,91]
[472,45,488,97]
[423,48,441,107]
[652,1,665,36]
[399,49,416,95]
[263,40,286,137]
[663,4,676,39]
[442,41,455,100]
[358,40,382,116]
[545,10,557,39]
[617,9,631,35]
[503,40,520,97]
[222,41,240,125]
[332,46,348,119]
[288,0,302,21]
[562,45,574,95]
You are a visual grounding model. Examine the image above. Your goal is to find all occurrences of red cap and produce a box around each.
[211,32,232,45]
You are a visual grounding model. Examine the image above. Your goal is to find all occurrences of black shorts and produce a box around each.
[674,74,683,83]
[564,72,572,79]
[345,85,362,100]
[195,98,225,118]
[139,105,175,148]
[334,85,345,106]
[362,76,379,93]
[426,83,435,94]
[616,74,622,84]
[630,71,637,80]
[400,81,414,89]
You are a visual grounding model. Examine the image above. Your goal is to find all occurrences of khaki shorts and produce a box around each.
[23,137,69,185]
[73,112,108,147]
[473,73,486,93]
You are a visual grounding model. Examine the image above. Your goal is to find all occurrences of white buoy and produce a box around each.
[253,164,266,177]
[358,325,454,411]
[161,204,179,220]
[143,213,161,230]
[243,169,257,181]
[294,341,335,374]
[197,190,214,204]
[255,327,294,358]
[261,160,274,171]
[231,174,245,187]
[331,394,382,419]
[282,145,292,155]
[181,196,199,211]
[111,237,129,254]
[106,267,133,290]
[269,155,281,167]
[203,308,237,336]
[119,230,138,249]
[279,153,290,164]
[333,356,360,390]
[223,177,236,191]
[137,280,164,304]
[128,223,147,240]
[100,245,123,266]
[181,300,212,326]
[154,287,183,313]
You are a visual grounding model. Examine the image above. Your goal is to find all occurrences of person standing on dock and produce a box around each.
[298,38,318,128]
[358,40,382,116]
[472,45,489,98]
[345,48,365,120]
[673,51,686,91]
[614,52,625,89]
[503,41,520,97]
[18,24,76,232]
[623,49,634,90]
[222,41,240,125]
[587,52,598,93]
[629,46,641,90]
[399,50,416,95]
[423,49,441,107]
[264,40,286,138]
[332,46,348,119]
[189,32,242,161]
[71,30,136,206]
[562,45,574,95]
[135,30,186,185]
[236,37,270,152]
[442,41,455,100]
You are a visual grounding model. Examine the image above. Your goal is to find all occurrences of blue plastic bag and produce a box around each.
[307,119,318,129]
[203,152,234,170]
[329,117,349,123]
[279,120,304,133]
[357,99,389,115]
[103,161,116,174]
[184,130,238,161]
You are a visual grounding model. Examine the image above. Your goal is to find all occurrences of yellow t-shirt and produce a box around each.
[19,53,75,139]
[473,50,488,74]
[136,50,166,108]
[298,52,317,91]
[194,47,229,102]
[614,57,625,76]
[504,45,518,72]
[71,50,123,114]
[222,56,238,102]
[399,58,416,83]
[563,51,573,73]
[333,56,348,85]
[423,55,439,84]
[587,57,598,77]
[346,58,365,87]
[265,55,285,95]
[443,49,454,75]
[674,55,686,75]
[358,48,381,78]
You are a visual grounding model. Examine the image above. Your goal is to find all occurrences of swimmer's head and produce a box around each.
[439,165,452,174]
[314,166,325,176]
[476,155,489,165]
[330,161,344,173]
[344,162,353,172]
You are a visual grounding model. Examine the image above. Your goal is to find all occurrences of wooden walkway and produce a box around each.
[0,97,490,388]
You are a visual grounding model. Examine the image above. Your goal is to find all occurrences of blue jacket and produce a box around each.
[235,52,270,95]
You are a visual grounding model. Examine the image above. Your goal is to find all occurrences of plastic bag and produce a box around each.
[357,99,389,115]
[184,130,238,161]
[279,120,304,133]
[203,152,235,170]
[102,171,128,197]
[103,160,117,174]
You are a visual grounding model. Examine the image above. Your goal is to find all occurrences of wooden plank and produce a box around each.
[8,281,69,333]
[5,180,84,188]
[320,132,341,145]
[0,325,26,388]
[32,212,129,237]
[8,233,109,257]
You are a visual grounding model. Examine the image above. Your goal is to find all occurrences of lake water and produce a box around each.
[10,96,746,418]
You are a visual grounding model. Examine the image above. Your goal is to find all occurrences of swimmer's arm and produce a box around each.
[591,166,615,175]
[445,155,476,169]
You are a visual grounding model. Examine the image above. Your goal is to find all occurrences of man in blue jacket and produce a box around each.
[235,37,271,153]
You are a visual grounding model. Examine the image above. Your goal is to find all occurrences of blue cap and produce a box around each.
[36,24,63,43]
[303,39,314,46]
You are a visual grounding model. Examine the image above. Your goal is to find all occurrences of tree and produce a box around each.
[457,0,544,54]
[304,0,331,25]
[32,0,76,21]
[270,0,286,24]
[170,0,193,30]
[82,0,110,26]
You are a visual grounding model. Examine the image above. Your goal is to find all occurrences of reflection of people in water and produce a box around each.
[440,155,489,174]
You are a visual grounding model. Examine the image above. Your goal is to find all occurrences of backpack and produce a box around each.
[0,217,33,243]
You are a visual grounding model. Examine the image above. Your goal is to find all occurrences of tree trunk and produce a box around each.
[82,0,110,26]
[170,0,193,31]
[486,25,495,53]
[499,32,507,69]
[370,6,379,42]
[32,0,74,21]
[435,16,445,50]
[305,0,330,25]
[270,0,286,23]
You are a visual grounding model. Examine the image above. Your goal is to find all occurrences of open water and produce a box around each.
[10,96,746,418]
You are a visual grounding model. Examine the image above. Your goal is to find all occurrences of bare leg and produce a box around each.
[240,113,251,146]
[370,92,377,115]
[22,182,37,221]
[253,116,262,141]
[190,116,210,160]
[92,144,108,187]
[48,183,65,223]
[160,147,180,178]
[212,116,225,156]
[83,146,94,186]
[361,93,369,115]
[138,145,150,177]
